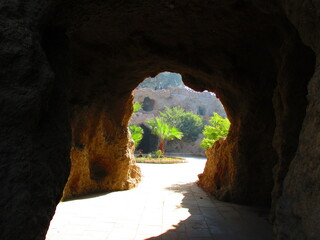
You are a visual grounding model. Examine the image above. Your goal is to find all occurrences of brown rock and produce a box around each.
[62,98,141,200]
[0,1,319,239]
[132,87,226,124]
[198,138,232,198]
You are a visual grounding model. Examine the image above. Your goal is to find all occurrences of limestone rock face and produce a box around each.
[198,138,231,197]
[62,98,141,200]
[0,0,319,240]
[132,87,226,124]
[165,137,206,156]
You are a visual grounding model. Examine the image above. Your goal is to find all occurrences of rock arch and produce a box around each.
[0,1,319,239]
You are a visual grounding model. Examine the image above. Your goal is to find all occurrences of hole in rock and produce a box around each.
[142,97,155,112]
[131,72,227,157]
[4,2,318,239]
[47,72,241,240]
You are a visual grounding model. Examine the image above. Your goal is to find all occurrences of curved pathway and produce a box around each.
[46,157,272,240]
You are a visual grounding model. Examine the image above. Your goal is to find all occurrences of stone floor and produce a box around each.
[46,157,273,240]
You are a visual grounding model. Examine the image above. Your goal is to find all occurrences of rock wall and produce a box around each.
[63,97,141,200]
[0,1,319,239]
[136,72,184,90]
[0,2,71,239]
[132,87,226,122]
[165,137,205,156]
[131,87,226,155]
[272,1,320,238]
[198,138,231,197]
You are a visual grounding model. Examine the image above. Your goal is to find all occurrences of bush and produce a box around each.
[160,106,204,142]
[200,113,230,149]
[155,150,163,158]
[133,102,142,112]
[129,125,144,148]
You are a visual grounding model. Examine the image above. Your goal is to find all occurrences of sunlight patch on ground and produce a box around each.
[47,157,272,240]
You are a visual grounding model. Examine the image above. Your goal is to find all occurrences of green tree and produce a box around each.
[133,102,142,112]
[129,125,144,148]
[160,106,204,142]
[129,102,144,149]
[200,113,230,149]
[147,117,183,154]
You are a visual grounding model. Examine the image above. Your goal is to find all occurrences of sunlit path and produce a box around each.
[46,157,272,240]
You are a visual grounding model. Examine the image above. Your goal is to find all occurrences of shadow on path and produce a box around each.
[147,182,273,240]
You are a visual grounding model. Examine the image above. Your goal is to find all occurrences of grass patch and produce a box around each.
[135,156,186,164]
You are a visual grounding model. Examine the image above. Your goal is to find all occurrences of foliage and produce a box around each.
[129,102,144,149]
[159,106,204,142]
[133,102,142,112]
[155,150,163,158]
[147,117,183,141]
[199,138,216,149]
[200,113,230,149]
[129,125,144,148]
[147,117,183,153]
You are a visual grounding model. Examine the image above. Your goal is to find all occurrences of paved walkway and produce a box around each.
[46,157,273,240]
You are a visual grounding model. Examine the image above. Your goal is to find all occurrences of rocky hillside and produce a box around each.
[130,87,226,155]
[136,72,184,90]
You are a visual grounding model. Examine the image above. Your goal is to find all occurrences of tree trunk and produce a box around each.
[158,139,165,154]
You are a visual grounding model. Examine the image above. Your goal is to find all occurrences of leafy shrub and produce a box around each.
[129,125,144,148]
[160,106,204,142]
[133,102,142,112]
[200,113,230,149]
[155,150,163,158]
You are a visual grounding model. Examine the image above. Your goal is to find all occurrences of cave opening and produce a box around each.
[48,38,315,238]
[2,1,319,239]
[47,13,315,239]
[130,71,227,157]
[142,97,155,112]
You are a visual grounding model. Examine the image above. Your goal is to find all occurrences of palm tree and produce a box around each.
[147,117,183,154]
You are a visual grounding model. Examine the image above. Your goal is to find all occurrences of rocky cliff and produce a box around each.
[132,87,226,122]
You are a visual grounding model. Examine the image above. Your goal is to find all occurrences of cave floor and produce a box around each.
[46,157,272,240]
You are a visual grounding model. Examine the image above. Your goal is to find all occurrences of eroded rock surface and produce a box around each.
[63,97,141,200]
[0,0,319,239]
[132,87,226,124]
